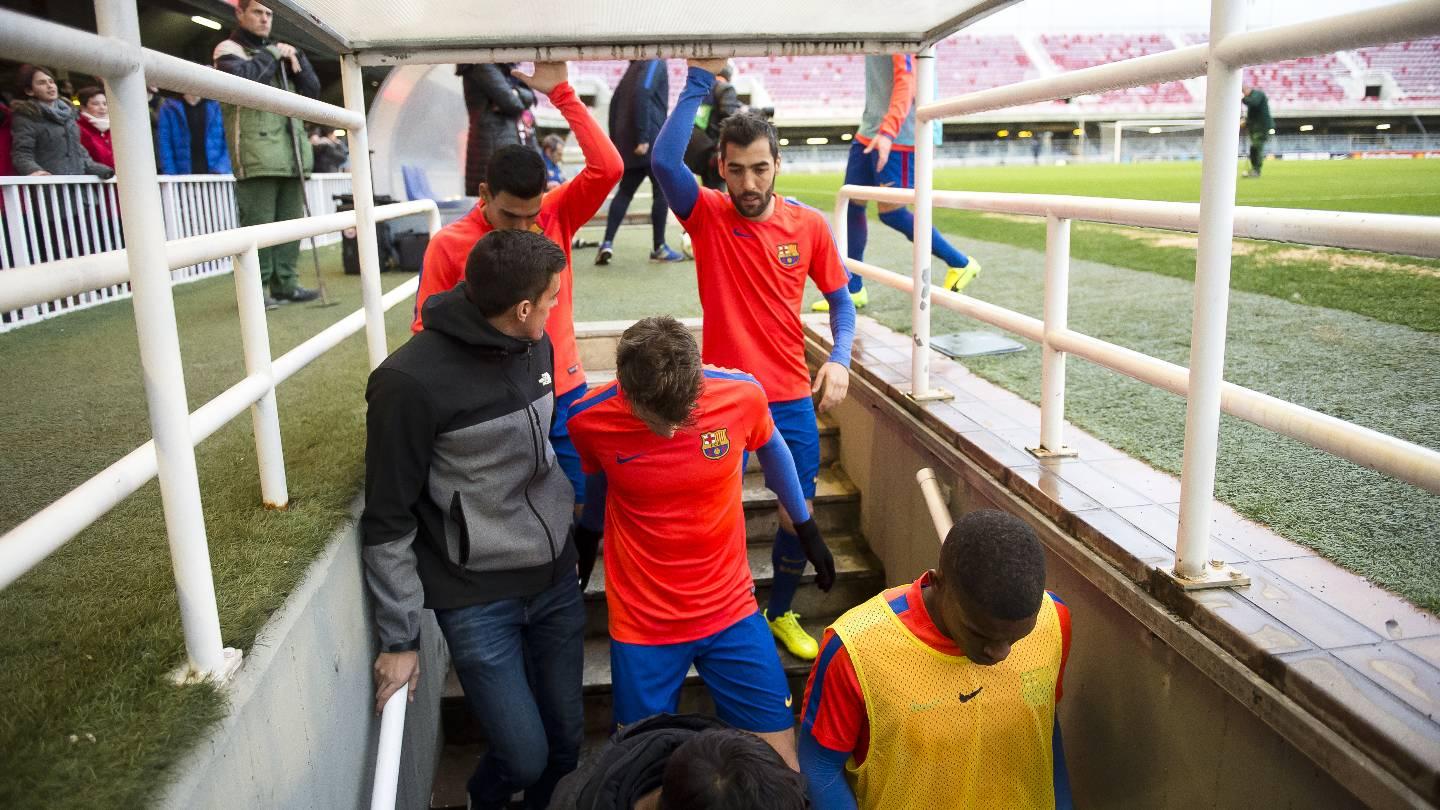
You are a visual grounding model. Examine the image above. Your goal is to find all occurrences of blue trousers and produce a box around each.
[435,577,586,810]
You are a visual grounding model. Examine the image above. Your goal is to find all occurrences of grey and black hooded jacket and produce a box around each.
[361,285,577,652]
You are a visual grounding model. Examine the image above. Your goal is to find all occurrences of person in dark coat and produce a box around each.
[684,62,741,190]
[458,63,536,196]
[596,59,684,266]
[10,65,113,178]
[546,714,809,810]
[156,94,233,175]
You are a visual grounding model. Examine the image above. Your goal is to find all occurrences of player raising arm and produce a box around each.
[650,59,856,662]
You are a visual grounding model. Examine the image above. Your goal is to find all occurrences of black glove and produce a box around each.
[573,523,602,590]
[794,517,835,592]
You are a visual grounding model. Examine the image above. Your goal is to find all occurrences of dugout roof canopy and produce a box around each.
[270,0,1020,66]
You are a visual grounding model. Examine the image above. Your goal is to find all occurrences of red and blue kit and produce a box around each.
[679,189,850,403]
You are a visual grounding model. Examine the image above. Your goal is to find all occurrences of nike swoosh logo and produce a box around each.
[959,687,983,703]
[616,453,645,464]
[785,694,793,708]
[732,227,756,238]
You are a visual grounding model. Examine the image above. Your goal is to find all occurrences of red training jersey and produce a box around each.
[567,369,775,645]
[411,81,622,396]
[800,572,1072,763]
[679,189,850,403]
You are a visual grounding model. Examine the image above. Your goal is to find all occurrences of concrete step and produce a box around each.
[580,533,882,638]
[744,465,859,538]
[429,731,614,810]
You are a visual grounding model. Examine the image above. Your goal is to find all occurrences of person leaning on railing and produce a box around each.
[9,65,114,179]
[212,0,321,307]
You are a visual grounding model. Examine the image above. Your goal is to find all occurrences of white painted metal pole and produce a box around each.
[910,46,937,397]
[1113,122,1123,164]
[915,468,954,542]
[1175,0,1248,580]
[233,246,289,509]
[93,0,230,678]
[832,191,850,294]
[340,54,389,369]
[371,686,409,810]
[1039,215,1071,453]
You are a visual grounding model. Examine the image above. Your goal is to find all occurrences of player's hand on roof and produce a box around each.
[512,62,568,95]
[687,58,730,76]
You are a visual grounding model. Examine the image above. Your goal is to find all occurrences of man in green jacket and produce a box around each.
[214,0,321,307]
[1241,86,1274,179]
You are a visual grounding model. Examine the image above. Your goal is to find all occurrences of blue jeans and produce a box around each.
[435,578,586,810]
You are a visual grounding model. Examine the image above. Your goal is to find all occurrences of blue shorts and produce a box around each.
[844,138,914,192]
[767,397,820,501]
[551,383,588,504]
[610,611,795,732]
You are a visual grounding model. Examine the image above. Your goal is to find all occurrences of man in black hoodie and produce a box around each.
[363,229,584,810]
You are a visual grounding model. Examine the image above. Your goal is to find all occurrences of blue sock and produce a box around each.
[767,528,807,617]
[878,207,971,268]
[846,202,868,294]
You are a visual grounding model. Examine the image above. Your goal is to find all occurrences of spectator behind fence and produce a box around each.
[10,65,113,178]
[364,230,585,810]
[546,714,809,810]
[0,101,15,177]
[213,0,321,307]
[458,63,536,196]
[308,125,348,173]
[75,86,114,170]
[541,133,566,190]
[799,509,1074,809]
[157,93,232,175]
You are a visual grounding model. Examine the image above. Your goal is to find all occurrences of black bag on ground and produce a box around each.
[335,193,399,275]
[392,230,430,274]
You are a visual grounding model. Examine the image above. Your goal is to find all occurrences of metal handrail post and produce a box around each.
[910,46,937,398]
[833,191,850,296]
[1036,215,1075,457]
[94,0,236,679]
[916,468,954,542]
[340,54,388,369]
[232,246,289,509]
[1173,0,1250,589]
[370,687,409,810]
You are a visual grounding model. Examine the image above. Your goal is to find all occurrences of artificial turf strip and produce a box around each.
[779,159,1440,332]
[794,224,1440,615]
[0,246,416,809]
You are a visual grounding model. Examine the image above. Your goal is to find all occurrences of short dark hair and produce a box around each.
[719,112,779,161]
[485,144,547,199]
[659,729,808,810]
[463,229,565,318]
[940,509,1046,621]
[16,65,55,98]
[616,316,703,428]
[77,86,104,108]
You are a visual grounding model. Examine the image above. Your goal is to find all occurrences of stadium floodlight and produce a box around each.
[779,137,789,146]
[1376,123,1392,130]
[1148,126,1164,134]
[190,15,221,30]
[1018,130,1033,138]
[806,137,828,145]
[997,129,1009,138]
[1299,124,1314,132]
[841,133,852,141]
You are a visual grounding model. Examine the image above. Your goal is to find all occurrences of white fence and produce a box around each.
[0,173,353,332]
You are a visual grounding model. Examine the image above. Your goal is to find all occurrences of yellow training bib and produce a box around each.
[833,590,1062,810]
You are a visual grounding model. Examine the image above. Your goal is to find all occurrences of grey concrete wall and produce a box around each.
[160,508,447,810]
[827,390,1362,810]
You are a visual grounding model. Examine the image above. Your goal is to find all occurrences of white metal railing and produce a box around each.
[845,0,1440,591]
[1,173,354,332]
[0,0,396,694]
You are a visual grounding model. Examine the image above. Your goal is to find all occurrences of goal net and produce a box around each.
[1103,120,1207,163]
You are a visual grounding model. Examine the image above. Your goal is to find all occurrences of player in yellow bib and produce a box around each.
[797,509,1074,809]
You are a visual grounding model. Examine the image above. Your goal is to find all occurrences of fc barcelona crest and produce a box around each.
[700,428,731,460]
[776,242,801,267]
